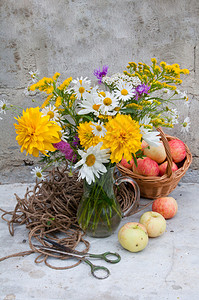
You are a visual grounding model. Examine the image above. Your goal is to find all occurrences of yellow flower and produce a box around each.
[126,103,143,110]
[52,72,60,81]
[55,96,62,108]
[14,107,61,157]
[77,121,101,150]
[102,114,142,163]
[41,94,53,109]
[58,77,73,90]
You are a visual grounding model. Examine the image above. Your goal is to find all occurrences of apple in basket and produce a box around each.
[120,156,134,169]
[168,139,186,163]
[143,141,166,164]
[139,211,166,237]
[159,161,178,176]
[152,197,178,219]
[118,222,148,252]
[132,157,159,176]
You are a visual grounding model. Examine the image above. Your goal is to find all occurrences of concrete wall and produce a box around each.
[0,0,198,182]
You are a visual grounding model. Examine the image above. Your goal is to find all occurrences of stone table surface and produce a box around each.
[0,182,199,300]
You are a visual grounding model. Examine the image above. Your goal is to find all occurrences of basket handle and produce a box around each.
[156,127,173,177]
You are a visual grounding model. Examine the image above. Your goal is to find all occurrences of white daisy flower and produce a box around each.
[29,70,39,83]
[114,80,134,101]
[181,117,190,133]
[31,167,45,181]
[99,91,119,115]
[91,120,107,138]
[60,129,69,142]
[74,142,110,184]
[0,99,10,114]
[78,88,102,116]
[72,77,91,99]
[41,105,61,122]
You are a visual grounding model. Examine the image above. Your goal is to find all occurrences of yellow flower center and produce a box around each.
[85,132,94,139]
[119,132,128,143]
[79,79,83,85]
[79,86,85,94]
[99,91,106,97]
[103,97,112,106]
[86,154,96,167]
[121,89,128,96]
[92,104,100,111]
[36,172,42,178]
[96,125,102,132]
[47,111,55,119]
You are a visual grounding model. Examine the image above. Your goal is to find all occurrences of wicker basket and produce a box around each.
[117,127,192,199]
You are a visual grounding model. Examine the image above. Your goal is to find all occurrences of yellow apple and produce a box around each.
[143,142,166,164]
[118,222,148,252]
[139,211,166,237]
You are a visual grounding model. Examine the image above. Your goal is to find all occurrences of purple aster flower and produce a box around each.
[71,134,80,148]
[53,141,77,163]
[135,84,151,100]
[94,65,109,84]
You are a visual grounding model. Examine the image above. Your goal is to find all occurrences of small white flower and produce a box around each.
[0,99,10,114]
[181,117,190,133]
[74,142,110,184]
[166,108,179,125]
[31,167,45,181]
[114,80,134,101]
[29,70,39,83]
[98,91,119,115]
[91,120,107,138]
[72,77,91,99]
[60,129,69,142]
[41,105,61,122]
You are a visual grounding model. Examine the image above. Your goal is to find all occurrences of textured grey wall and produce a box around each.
[0,0,198,182]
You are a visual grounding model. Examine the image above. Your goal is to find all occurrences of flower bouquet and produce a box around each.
[1,58,190,237]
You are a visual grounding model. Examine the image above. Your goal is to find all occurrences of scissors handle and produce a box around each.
[88,252,121,264]
[84,259,110,280]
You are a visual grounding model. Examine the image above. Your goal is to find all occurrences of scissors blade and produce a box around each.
[33,244,84,259]
[41,237,87,256]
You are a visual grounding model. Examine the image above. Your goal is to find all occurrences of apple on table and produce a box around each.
[118,222,148,252]
[152,197,178,219]
[139,211,166,237]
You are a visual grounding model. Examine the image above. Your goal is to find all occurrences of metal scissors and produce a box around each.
[33,237,121,280]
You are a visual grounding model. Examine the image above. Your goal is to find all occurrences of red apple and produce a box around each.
[120,157,134,169]
[168,139,186,163]
[159,161,178,176]
[152,197,178,219]
[143,141,166,164]
[132,157,159,176]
